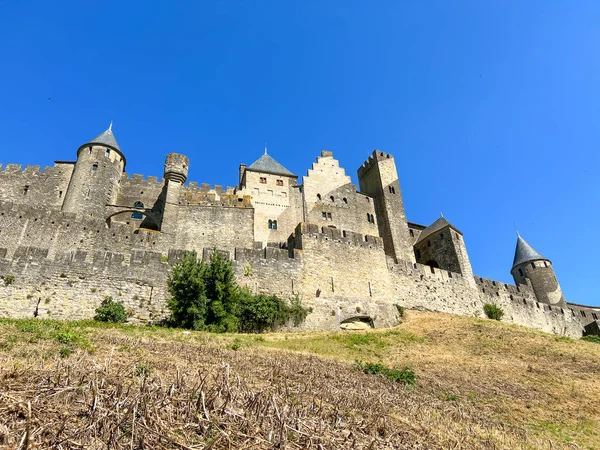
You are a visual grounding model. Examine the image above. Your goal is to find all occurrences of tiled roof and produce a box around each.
[82,126,121,152]
[415,216,462,244]
[246,153,295,177]
[512,235,547,269]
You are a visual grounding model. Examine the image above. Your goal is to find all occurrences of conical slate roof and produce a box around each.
[81,125,121,152]
[512,235,547,269]
[415,216,462,244]
[247,153,295,177]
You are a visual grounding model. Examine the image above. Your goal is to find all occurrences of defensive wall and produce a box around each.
[0,216,593,337]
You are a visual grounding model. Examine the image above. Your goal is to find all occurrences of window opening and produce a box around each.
[268,220,273,229]
[131,201,144,219]
[317,194,321,201]
[105,149,110,157]
[330,196,334,202]
[260,177,267,184]
[92,163,98,172]
[272,220,277,230]
[518,268,523,277]
[276,179,283,186]
[343,198,348,204]
[327,212,332,220]
[23,185,29,195]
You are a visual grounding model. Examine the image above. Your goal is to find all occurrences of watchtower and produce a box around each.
[357,150,414,263]
[511,234,566,306]
[62,123,125,217]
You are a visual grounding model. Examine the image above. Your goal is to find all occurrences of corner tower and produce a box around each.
[510,234,566,306]
[357,150,414,263]
[62,123,125,217]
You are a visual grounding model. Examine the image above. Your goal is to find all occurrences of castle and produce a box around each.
[0,124,598,337]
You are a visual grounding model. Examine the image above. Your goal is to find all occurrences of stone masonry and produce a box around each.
[0,125,598,337]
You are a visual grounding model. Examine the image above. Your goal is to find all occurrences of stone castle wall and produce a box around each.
[0,143,598,337]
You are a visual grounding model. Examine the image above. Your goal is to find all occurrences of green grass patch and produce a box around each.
[353,360,416,384]
[581,335,600,344]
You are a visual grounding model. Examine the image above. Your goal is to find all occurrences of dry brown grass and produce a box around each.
[0,310,598,449]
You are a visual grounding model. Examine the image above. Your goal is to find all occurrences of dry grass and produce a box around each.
[0,310,598,449]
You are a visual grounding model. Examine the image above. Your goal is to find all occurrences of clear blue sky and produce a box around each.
[1,1,598,306]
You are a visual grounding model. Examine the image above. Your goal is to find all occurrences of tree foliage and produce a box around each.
[167,251,310,332]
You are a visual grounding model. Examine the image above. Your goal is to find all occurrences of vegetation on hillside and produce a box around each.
[0,311,598,448]
[167,252,310,332]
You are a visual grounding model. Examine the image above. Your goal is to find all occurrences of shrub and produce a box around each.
[4,274,15,286]
[395,304,405,318]
[354,360,416,385]
[582,335,600,344]
[483,303,504,321]
[168,252,311,332]
[94,296,127,323]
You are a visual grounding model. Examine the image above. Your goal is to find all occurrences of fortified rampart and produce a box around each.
[0,125,598,337]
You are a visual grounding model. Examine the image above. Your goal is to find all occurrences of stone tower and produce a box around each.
[510,234,566,306]
[413,216,475,286]
[160,153,189,233]
[62,124,125,217]
[357,150,415,263]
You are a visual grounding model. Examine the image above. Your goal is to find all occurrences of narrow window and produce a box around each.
[92,163,98,172]
[343,198,348,204]
[276,179,283,186]
[23,185,29,195]
[440,233,444,239]
[89,147,93,154]
[260,177,267,184]
[409,229,414,237]
[592,312,598,320]
[272,220,277,230]
[105,149,110,157]
[317,194,321,201]
[367,213,371,222]
[544,261,548,268]
[58,190,63,198]
[518,268,523,277]
[427,240,431,247]
[322,212,327,219]
[330,195,334,202]
[131,201,144,219]
[268,220,273,229]
[581,310,586,318]
[531,262,535,269]
[327,212,332,220]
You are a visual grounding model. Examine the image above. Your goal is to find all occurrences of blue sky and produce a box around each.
[1,1,599,306]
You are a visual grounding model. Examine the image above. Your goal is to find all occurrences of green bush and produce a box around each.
[582,335,600,344]
[354,360,416,385]
[4,274,15,286]
[395,304,405,318]
[483,303,504,321]
[94,296,127,323]
[167,252,310,332]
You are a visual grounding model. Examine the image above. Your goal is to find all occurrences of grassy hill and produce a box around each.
[0,310,598,449]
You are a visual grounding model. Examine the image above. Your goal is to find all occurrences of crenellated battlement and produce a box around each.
[291,222,384,250]
[357,150,395,178]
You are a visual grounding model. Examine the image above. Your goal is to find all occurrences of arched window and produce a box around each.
[91,163,98,172]
[131,201,144,219]
[268,220,273,229]
[330,196,334,202]
[343,198,348,204]
[317,194,321,201]
[272,220,277,230]
[105,149,110,157]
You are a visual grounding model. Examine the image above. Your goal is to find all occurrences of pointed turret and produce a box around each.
[512,234,547,269]
[510,234,565,306]
[62,123,126,216]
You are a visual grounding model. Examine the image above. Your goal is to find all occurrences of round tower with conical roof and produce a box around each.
[510,234,566,306]
[62,123,126,217]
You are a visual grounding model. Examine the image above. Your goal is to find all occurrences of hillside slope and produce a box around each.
[0,310,598,449]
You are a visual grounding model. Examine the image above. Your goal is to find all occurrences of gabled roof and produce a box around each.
[512,235,547,269]
[246,153,295,177]
[415,216,462,244]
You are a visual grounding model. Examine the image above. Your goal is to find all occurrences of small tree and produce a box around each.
[94,296,127,323]
[483,303,504,321]
[167,252,208,330]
